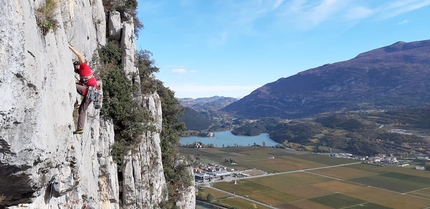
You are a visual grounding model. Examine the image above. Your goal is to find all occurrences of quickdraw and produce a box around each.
[87,86,102,109]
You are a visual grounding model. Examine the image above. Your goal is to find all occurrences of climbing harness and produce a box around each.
[81,74,94,83]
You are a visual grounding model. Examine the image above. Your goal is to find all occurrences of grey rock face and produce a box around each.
[1,0,77,206]
[121,94,169,209]
[175,165,196,209]
[108,11,122,40]
[121,20,138,81]
[1,0,194,208]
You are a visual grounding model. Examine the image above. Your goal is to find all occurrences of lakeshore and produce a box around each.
[180,131,279,147]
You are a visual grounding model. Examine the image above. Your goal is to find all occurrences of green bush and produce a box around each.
[155,81,189,206]
[110,139,130,163]
[100,41,191,207]
[99,41,122,65]
[35,0,59,35]
[136,49,159,94]
[101,64,155,162]
[135,50,193,206]
[97,38,191,208]
[98,42,152,163]
[206,193,214,203]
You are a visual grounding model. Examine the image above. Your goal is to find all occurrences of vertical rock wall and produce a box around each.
[118,19,169,208]
[0,0,121,207]
[0,0,195,208]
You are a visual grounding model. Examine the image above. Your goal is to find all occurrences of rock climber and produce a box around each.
[69,44,98,134]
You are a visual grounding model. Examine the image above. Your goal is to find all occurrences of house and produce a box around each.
[193,142,203,148]
[194,173,209,181]
[416,165,426,170]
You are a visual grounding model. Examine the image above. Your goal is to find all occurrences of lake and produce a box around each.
[180,131,279,147]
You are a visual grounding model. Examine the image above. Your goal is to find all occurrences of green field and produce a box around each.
[181,147,430,208]
[349,172,430,193]
[309,193,366,208]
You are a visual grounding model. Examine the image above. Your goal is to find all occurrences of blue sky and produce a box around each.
[136,0,430,99]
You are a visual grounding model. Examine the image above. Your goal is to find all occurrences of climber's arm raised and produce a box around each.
[69,44,85,64]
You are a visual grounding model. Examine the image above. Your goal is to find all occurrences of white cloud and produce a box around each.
[307,0,345,26]
[208,31,228,47]
[138,1,163,14]
[278,0,350,30]
[210,0,281,36]
[378,0,430,19]
[273,0,284,10]
[288,0,306,13]
[397,19,409,25]
[344,6,374,20]
[274,0,430,30]
[172,68,196,74]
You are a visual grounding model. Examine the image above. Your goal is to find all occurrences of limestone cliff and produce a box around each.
[0,0,194,208]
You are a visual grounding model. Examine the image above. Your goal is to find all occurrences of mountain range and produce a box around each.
[179,96,239,111]
[178,96,238,131]
[222,40,430,119]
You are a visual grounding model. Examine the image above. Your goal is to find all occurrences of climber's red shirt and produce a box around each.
[78,63,98,88]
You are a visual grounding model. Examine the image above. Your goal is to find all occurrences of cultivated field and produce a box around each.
[181,147,430,208]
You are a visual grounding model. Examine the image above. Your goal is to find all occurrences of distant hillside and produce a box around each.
[231,106,430,156]
[222,40,430,119]
[179,107,213,131]
[179,96,239,111]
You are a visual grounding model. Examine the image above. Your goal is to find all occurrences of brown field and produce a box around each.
[237,158,297,172]
[343,186,397,202]
[218,197,272,209]
[305,146,315,151]
[248,172,331,191]
[409,187,430,199]
[288,199,333,209]
[230,152,248,158]
[242,169,266,176]
[311,181,363,193]
[280,155,325,168]
[214,180,273,196]
[347,164,388,173]
[248,191,299,206]
[284,185,332,199]
[347,163,430,178]
[233,155,327,172]
[275,203,302,209]
[199,187,231,199]
[187,147,430,208]
[373,194,430,209]
[309,166,377,179]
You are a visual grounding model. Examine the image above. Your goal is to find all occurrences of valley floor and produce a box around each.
[183,147,430,209]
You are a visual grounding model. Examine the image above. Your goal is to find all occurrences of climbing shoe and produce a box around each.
[73,129,83,134]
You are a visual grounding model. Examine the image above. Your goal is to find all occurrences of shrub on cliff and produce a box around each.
[98,42,149,163]
[35,0,59,35]
[136,50,192,207]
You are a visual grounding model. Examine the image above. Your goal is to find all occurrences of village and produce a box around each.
[193,152,430,184]
[329,152,429,170]
[193,163,246,184]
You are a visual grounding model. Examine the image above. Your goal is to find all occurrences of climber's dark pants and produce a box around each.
[76,84,92,130]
